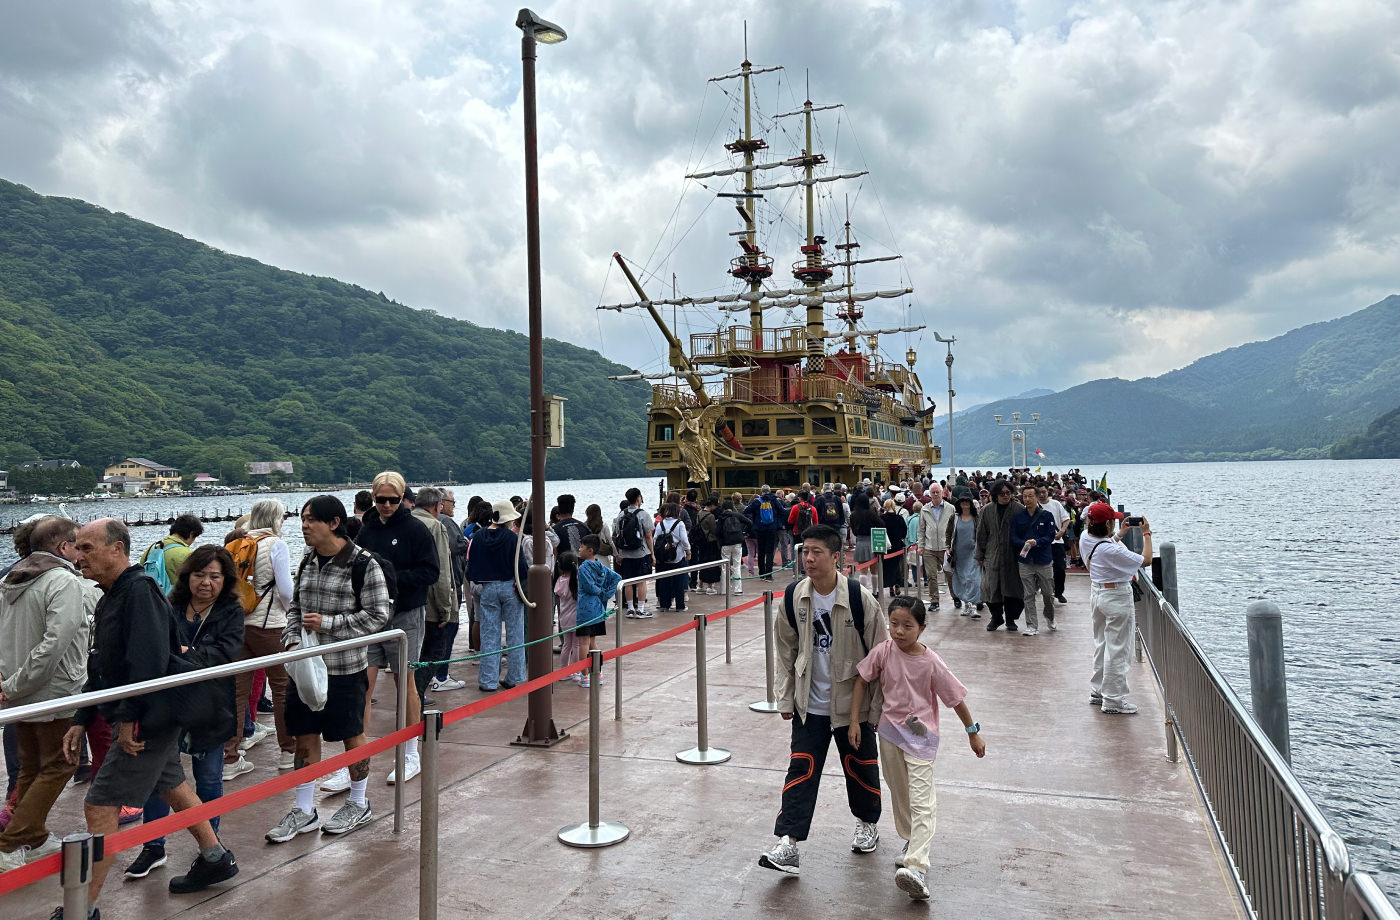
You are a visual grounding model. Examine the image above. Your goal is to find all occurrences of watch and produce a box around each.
[965,722,980,734]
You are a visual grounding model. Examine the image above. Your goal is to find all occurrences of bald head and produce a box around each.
[74,518,132,588]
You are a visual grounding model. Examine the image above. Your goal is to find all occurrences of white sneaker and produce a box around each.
[896,866,931,900]
[222,755,254,781]
[278,750,297,770]
[430,676,467,692]
[25,834,62,861]
[1022,628,1039,637]
[386,753,421,785]
[238,722,274,752]
[733,586,743,595]
[0,848,27,872]
[758,836,800,875]
[851,820,879,852]
[1101,700,1139,715]
[320,767,351,794]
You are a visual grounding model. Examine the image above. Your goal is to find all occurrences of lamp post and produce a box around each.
[515,7,566,747]
[993,411,1038,471]
[934,332,955,484]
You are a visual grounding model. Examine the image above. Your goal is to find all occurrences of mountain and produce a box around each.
[0,179,650,483]
[1331,405,1400,459]
[929,295,1400,466]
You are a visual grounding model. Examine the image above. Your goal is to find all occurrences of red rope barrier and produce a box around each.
[704,595,765,622]
[0,590,768,896]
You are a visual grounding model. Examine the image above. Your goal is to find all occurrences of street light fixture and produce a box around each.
[995,410,1038,470]
[934,332,955,484]
[515,6,565,747]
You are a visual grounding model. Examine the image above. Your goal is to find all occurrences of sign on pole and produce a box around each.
[870,527,888,554]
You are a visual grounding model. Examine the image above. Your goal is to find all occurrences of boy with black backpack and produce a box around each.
[758,524,887,876]
[613,488,655,618]
[717,499,750,596]
[787,491,819,544]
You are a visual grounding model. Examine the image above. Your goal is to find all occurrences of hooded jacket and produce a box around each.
[0,552,96,719]
[76,565,180,730]
[356,503,439,612]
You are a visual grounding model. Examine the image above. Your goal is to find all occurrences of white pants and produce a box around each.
[878,736,936,873]
[1091,583,1136,703]
[720,543,744,594]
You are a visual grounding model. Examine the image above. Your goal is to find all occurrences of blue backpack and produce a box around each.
[142,539,175,594]
[758,498,775,526]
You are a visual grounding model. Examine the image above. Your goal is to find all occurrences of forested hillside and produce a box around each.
[0,179,649,482]
[930,295,1400,465]
[1332,406,1400,459]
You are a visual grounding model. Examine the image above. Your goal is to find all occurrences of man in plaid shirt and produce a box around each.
[266,495,392,843]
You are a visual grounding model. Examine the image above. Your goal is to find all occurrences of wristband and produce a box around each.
[965,722,980,734]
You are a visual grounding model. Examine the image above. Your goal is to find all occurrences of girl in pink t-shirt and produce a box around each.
[849,596,986,901]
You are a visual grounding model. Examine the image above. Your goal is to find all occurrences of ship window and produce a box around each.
[812,417,837,435]
[724,468,761,489]
[855,419,864,436]
[655,424,674,442]
[741,419,770,438]
[769,469,801,488]
[775,418,805,437]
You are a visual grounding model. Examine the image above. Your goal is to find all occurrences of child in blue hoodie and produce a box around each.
[576,535,622,687]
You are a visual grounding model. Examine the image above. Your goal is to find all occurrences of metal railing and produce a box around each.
[0,630,412,835]
[1136,548,1398,920]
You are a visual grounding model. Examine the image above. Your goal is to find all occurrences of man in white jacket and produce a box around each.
[0,515,96,871]
[916,489,957,610]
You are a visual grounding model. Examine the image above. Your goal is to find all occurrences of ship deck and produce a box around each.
[4,569,1246,920]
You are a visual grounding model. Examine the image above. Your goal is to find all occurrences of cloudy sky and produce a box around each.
[3,0,1397,406]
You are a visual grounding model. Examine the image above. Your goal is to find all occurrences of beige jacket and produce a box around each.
[774,575,888,728]
[917,500,955,552]
[411,508,456,624]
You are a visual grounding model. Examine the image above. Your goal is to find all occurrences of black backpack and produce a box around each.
[821,497,842,525]
[795,503,816,534]
[615,507,644,551]
[720,511,746,545]
[654,521,678,560]
[783,576,869,655]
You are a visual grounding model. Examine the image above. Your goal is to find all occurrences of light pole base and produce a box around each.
[676,746,731,765]
[749,701,783,713]
[511,721,568,748]
[558,820,630,848]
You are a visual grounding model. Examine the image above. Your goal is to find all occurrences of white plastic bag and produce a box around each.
[286,628,328,712]
[942,556,955,575]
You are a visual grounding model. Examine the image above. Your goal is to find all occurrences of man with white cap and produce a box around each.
[1079,503,1152,714]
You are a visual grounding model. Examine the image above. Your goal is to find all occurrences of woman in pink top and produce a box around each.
[848,596,986,901]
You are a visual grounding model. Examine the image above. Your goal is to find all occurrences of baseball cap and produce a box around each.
[1086,501,1124,524]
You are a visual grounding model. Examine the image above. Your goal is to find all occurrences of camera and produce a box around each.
[1125,516,1144,527]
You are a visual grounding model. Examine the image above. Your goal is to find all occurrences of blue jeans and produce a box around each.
[143,745,222,846]
[477,581,526,689]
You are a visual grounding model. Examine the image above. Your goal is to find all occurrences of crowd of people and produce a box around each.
[0,465,1151,914]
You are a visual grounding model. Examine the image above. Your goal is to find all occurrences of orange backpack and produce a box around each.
[227,533,274,615]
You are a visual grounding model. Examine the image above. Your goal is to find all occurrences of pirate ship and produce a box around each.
[599,51,941,493]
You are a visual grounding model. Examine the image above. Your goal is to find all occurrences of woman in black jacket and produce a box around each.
[125,545,244,879]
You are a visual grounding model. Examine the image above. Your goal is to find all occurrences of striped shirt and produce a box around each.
[285,542,392,675]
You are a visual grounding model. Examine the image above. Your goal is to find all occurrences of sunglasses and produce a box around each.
[375,495,402,505]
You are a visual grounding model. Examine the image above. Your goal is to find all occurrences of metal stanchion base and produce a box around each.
[558,820,630,848]
[676,746,732,765]
[749,700,783,713]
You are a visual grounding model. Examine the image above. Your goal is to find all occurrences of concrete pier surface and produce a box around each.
[3,568,1245,919]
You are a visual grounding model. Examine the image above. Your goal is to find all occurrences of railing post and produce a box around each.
[613,585,624,721]
[60,833,98,920]
[1159,542,1179,614]
[676,614,731,765]
[419,708,443,920]
[750,591,781,713]
[1246,600,1292,765]
[558,650,630,847]
[873,552,884,599]
[394,630,408,834]
[723,559,733,664]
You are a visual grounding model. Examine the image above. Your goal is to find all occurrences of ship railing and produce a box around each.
[689,324,807,360]
[650,383,704,409]
[1135,553,1399,919]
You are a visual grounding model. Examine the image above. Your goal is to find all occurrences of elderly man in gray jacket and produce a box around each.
[0,515,97,870]
[916,488,957,610]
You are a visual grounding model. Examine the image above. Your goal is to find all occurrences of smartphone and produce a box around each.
[1125,516,1144,527]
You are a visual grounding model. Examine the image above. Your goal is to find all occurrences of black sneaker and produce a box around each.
[168,849,238,894]
[71,764,92,785]
[123,844,167,879]
[49,909,99,920]
[257,697,274,713]
[1055,595,1068,604]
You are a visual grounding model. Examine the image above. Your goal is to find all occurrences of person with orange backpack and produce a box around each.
[221,500,296,781]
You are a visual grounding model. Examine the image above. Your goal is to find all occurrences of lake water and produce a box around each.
[3,461,1397,898]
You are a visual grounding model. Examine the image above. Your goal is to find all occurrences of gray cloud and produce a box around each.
[1,0,1396,409]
